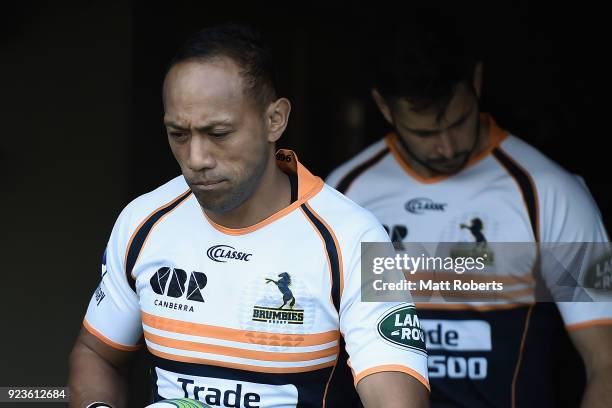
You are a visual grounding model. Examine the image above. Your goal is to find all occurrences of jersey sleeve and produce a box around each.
[539,173,612,329]
[83,207,143,351]
[339,222,430,390]
[324,166,347,190]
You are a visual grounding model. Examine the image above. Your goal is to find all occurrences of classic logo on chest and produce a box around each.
[405,198,447,214]
[207,245,253,263]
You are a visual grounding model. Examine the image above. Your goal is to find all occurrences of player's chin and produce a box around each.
[192,190,231,212]
[430,162,464,174]
[429,157,469,174]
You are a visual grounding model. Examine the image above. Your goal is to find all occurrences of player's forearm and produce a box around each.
[357,372,429,408]
[581,367,612,408]
[68,342,128,408]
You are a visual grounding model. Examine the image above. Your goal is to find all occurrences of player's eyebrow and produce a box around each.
[164,121,188,130]
[164,119,233,132]
[196,120,234,133]
[404,107,474,134]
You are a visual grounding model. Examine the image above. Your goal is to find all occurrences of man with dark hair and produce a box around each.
[68,24,430,407]
[327,9,612,408]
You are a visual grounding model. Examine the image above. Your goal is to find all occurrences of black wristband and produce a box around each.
[86,403,113,408]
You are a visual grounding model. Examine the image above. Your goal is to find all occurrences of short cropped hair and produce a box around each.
[169,23,278,109]
[372,9,478,115]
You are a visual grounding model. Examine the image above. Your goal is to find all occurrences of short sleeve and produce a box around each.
[539,174,612,328]
[83,208,143,351]
[339,223,430,390]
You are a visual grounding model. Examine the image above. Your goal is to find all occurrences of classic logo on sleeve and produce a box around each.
[377,305,427,354]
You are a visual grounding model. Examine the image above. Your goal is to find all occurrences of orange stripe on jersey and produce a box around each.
[303,203,345,297]
[83,318,142,352]
[142,311,339,347]
[300,203,343,313]
[492,147,541,242]
[148,348,336,373]
[322,355,340,408]
[415,302,532,311]
[384,113,508,185]
[511,304,534,408]
[353,364,431,392]
[566,318,612,331]
[292,151,326,199]
[144,330,339,362]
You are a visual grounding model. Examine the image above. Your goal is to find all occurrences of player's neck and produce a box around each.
[204,155,291,229]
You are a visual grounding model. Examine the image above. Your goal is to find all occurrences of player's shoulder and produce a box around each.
[498,135,589,196]
[307,183,389,244]
[325,138,389,189]
[497,135,607,241]
[118,175,191,229]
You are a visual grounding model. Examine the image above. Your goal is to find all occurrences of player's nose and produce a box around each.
[435,132,456,159]
[187,135,216,171]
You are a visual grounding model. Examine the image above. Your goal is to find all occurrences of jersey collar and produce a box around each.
[203,149,324,235]
[385,113,509,184]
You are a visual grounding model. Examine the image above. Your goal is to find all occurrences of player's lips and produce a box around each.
[190,179,227,190]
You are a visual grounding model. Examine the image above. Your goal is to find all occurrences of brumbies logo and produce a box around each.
[266,272,296,309]
[252,273,304,325]
[460,218,487,245]
[377,305,427,354]
[207,245,252,263]
[451,217,494,264]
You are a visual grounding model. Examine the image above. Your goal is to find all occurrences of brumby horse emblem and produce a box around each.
[460,218,487,245]
[451,217,494,264]
[252,272,304,325]
[265,272,296,309]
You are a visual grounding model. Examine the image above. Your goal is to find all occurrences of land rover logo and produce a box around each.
[584,253,612,291]
[377,305,427,354]
[405,198,447,214]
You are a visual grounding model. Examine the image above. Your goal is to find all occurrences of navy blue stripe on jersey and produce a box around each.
[324,337,363,407]
[492,148,539,241]
[335,147,389,194]
[125,190,192,292]
[419,305,534,408]
[513,303,576,408]
[148,351,333,407]
[289,171,298,203]
[150,361,162,403]
[300,204,341,312]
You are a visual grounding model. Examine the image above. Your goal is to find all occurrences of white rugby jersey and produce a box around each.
[327,115,612,407]
[84,150,429,407]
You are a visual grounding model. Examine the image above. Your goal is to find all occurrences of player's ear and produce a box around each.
[266,97,291,143]
[371,88,393,125]
[473,62,483,99]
